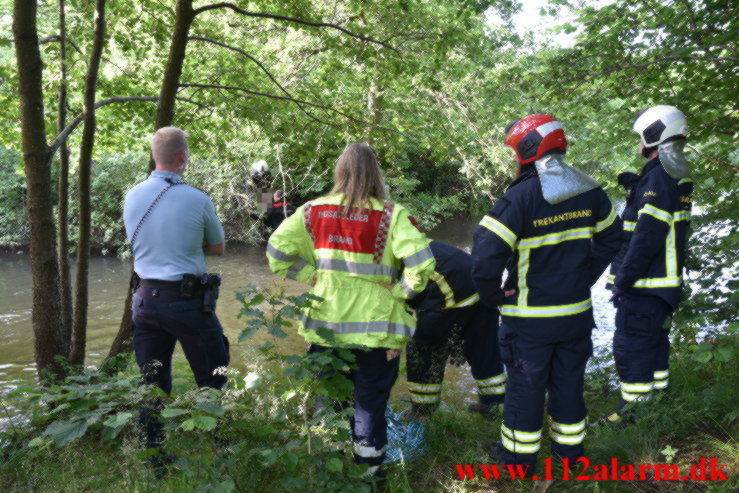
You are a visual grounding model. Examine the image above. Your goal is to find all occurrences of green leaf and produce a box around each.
[239,327,258,341]
[102,412,133,428]
[692,351,712,363]
[192,415,218,431]
[161,408,190,418]
[326,457,343,472]
[44,420,89,446]
[194,400,225,417]
[181,419,196,431]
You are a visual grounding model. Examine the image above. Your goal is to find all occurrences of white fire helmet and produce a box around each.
[632,105,688,147]
[251,159,268,173]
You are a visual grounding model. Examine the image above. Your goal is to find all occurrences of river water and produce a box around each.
[0,218,616,407]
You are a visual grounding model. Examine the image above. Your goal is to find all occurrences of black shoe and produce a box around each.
[468,401,502,420]
[488,441,506,462]
[596,411,634,429]
[405,403,437,421]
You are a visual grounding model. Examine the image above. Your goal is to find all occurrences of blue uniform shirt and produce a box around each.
[123,170,224,281]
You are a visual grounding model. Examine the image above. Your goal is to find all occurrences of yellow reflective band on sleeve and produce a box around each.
[480,215,517,249]
[517,227,594,249]
[430,271,455,309]
[549,430,586,445]
[623,220,636,232]
[549,417,587,435]
[450,293,479,309]
[639,203,672,224]
[632,277,682,288]
[673,210,691,222]
[653,379,669,389]
[653,370,669,379]
[595,205,619,232]
[666,223,678,279]
[517,249,530,307]
[678,178,693,185]
[500,298,592,318]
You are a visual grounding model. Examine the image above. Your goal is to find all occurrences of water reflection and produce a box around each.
[0,217,616,405]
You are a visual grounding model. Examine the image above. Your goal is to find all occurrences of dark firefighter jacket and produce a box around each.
[607,157,693,309]
[472,165,622,342]
[252,201,296,229]
[407,241,479,312]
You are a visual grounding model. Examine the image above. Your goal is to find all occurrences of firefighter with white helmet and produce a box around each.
[605,105,693,423]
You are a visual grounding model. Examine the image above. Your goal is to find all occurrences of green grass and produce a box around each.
[1,349,737,493]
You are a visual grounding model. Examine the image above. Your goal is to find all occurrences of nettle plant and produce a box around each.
[224,283,372,491]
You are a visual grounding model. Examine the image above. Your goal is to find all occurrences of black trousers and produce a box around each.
[310,344,399,472]
[406,304,504,407]
[498,324,592,472]
[132,287,230,446]
[613,293,672,413]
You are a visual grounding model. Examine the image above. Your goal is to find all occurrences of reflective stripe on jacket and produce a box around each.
[471,164,622,341]
[607,157,693,309]
[267,193,435,349]
[407,241,480,312]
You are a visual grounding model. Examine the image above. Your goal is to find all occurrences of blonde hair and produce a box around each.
[330,143,387,215]
[151,127,188,168]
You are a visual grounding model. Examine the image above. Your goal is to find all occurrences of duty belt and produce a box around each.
[139,278,189,291]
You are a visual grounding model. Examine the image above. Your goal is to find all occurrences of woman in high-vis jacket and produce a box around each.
[266,143,435,476]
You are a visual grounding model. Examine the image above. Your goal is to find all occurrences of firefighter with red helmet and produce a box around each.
[472,114,622,474]
[605,106,692,423]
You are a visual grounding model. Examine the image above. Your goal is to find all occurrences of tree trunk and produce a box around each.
[13,0,66,381]
[70,0,107,366]
[57,0,73,357]
[151,0,195,171]
[106,0,195,366]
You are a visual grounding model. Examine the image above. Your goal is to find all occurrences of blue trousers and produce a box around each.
[133,287,230,446]
[613,293,672,412]
[310,344,399,469]
[499,324,592,472]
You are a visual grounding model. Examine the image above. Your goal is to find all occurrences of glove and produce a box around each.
[609,287,628,306]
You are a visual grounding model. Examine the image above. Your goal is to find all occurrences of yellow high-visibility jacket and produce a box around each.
[267,193,435,349]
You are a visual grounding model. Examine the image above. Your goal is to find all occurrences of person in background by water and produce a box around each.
[266,143,435,478]
[472,114,622,477]
[249,190,296,240]
[404,238,506,419]
[123,127,230,463]
[605,106,693,424]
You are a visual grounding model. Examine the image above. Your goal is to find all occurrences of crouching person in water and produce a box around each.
[266,143,434,477]
[123,127,230,460]
[405,238,506,418]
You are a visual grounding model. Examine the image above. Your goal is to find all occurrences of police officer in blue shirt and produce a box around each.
[123,127,230,449]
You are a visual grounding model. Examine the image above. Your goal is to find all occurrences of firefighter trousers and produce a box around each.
[613,293,672,413]
[406,304,505,408]
[498,325,592,471]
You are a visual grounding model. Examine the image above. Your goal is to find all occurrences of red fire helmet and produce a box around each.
[504,114,567,164]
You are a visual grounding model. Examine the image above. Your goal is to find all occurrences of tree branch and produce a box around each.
[179,82,397,132]
[192,2,398,53]
[48,96,159,164]
[686,144,739,173]
[39,33,84,56]
[188,35,333,126]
